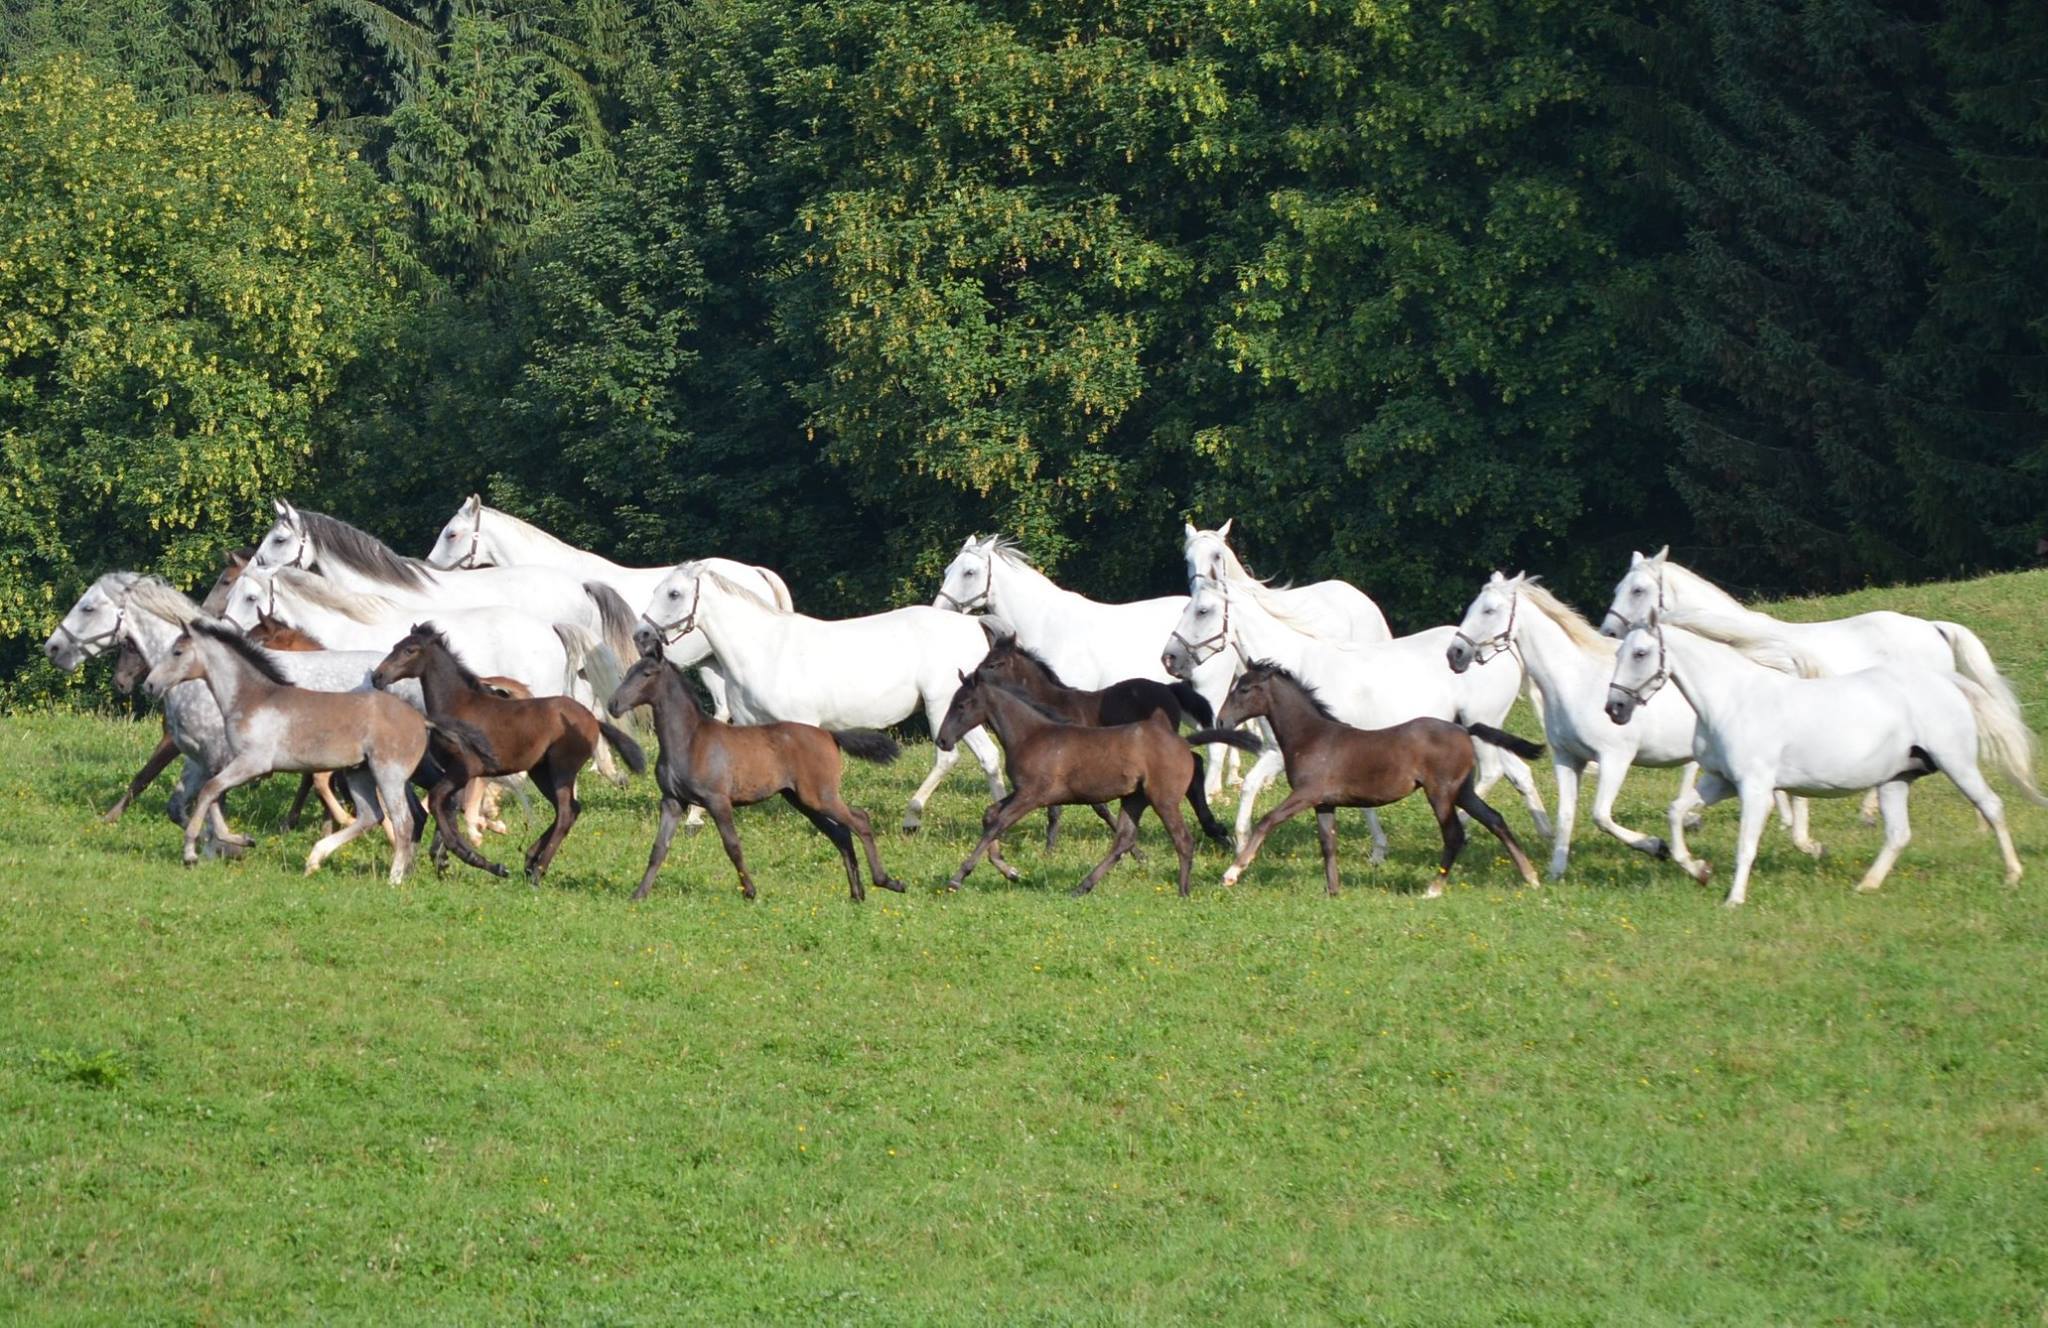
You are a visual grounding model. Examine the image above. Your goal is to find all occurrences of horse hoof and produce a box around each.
[1853,880,1882,894]
[998,866,1021,883]
[487,863,509,879]
[1069,883,1096,897]
[943,879,963,893]
[878,877,908,893]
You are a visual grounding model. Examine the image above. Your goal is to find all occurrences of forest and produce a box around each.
[2,0,2042,698]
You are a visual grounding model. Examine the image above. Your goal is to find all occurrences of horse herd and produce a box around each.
[41,498,2048,906]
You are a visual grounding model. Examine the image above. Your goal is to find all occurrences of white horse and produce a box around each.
[218,565,602,702]
[639,562,1006,832]
[1182,520,1391,643]
[421,495,790,719]
[931,535,1238,797]
[1164,574,1552,852]
[251,500,639,662]
[1447,572,1824,879]
[1606,611,2044,906]
[45,574,427,852]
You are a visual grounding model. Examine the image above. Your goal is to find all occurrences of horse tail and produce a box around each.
[583,581,641,664]
[1936,620,2022,714]
[425,717,499,772]
[833,729,902,765]
[1168,681,1214,727]
[1954,675,2048,807]
[596,720,648,776]
[556,622,624,710]
[1187,727,1262,754]
[1466,723,1545,761]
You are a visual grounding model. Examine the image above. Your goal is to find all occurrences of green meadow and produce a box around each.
[3,572,2047,1323]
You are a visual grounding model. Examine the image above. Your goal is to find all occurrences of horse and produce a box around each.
[371,624,646,884]
[1599,546,2021,826]
[605,643,903,902]
[1447,572,1823,878]
[1162,575,1553,853]
[969,629,1234,848]
[934,669,1258,896]
[1210,662,1542,896]
[422,495,792,722]
[1605,611,2046,905]
[250,499,640,663]
[931,535,1239,801]
[636,563,1006,833]
[142,620,427,883]
[1182,520,1391,643]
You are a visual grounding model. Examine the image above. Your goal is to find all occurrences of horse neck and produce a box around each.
[485,510,630,578]
[646,666,705,748]
[1512,598,1605,692]
[978,684,1058,749]
[191,635,276,716]
[122,603,185,663]
[1659,630,1761,722]
[1225,591,1306,669]
[1665,564,1753,621]
[985,556,1089,641]
[413,645,480,712]
[689,578,783,671]
[266,582,370,646]
[1255,680,1337,750]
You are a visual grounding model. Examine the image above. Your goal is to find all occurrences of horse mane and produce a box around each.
[480,505,578,557]
[983,635,1069,688]
[1220,575,1333,638]
[1662,607,1830,679]
[981,535,1039,574]
[1657,559,1746,615]
[123,575,203,627]
[298,510,439,592]
[273,568,399,623]
[191,618,294,686]
[406,622,487,689]
[1513,577,1615,657]
[1240,658,1340,722]
[692,565,783,612]
[1186,528,1252,581]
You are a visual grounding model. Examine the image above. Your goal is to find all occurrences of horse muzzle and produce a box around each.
[1603,688,1638,726]
[1161,647,1191,681]
[1598,610,1629,639]
[1445,640,1473,674]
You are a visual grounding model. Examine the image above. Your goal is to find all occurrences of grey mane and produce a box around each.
[300,510,439,592]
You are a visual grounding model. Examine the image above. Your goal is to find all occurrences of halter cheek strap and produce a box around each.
[643,602,698,645]
[457,508,486,569]
[1608,623,1671,708]
[1169,594,1233,668]
[51,607,126,657]
[934,551,994,614]
[1452,589,1519,666]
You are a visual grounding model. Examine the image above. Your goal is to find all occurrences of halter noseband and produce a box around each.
[934,548,994,614]
[1169,591,1234,668]
[1601,562,1668,637]
[1608,619,1672,709]
[52,603,127,657]
[643,590,701,645]
[1453,586,1520,667]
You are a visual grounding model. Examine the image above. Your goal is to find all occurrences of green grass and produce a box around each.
[4,571,2048,1324]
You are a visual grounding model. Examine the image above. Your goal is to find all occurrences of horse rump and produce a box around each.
[833,729,902,765]
[1464,723,1544,761]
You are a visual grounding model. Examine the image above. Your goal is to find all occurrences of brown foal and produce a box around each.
[607,645,904,902]
[1213,662,1542,896]
[371,624,645,884]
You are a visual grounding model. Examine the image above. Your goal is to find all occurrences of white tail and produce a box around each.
[553,623,623,709]
[1936,620,2023,719]
[1957,674,2048,807]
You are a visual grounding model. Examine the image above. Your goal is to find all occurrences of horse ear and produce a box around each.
[1183,520,1197,540]
[1218,517,1233,539]
[272,498,289,517]
[958,668,968,683]
[1629,549,1645,566]
[1651,544,1669,564]
[1488,570,1505,584]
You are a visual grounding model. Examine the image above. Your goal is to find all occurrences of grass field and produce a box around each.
[4,570,2047,1323]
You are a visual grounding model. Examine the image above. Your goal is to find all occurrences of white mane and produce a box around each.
[1663,607,1829,678]
[692,564,783,613]
[1510,576,1615,658]
[483,505,580,558]
[1657,558,1748,616]
[122,575,202,627]
[271,567,400,623]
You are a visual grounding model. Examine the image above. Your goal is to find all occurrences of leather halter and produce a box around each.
[1608,618,1672,709]
[1600,562,1667,637]
[51,604,126,657]
[1452,585,1519,666]
[933,547,994,614]
[455,506,487,569]
[643,592,700,645]
[1168,590,1233,668]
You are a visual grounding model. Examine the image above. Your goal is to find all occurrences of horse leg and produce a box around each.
[525,761,582,885]
[1314,806,1341,897]
[431,772,507,878]
[1722,780,1776,907]
[1045,804,1064,851]
[362,763,415,884]
[1546,760,1584,879]
[1588,755,1666,863]
[812,793,904,893]
[1455,779,1540,890]
[632,797,686,901]
[699,664,733,722]
[1427,782,1468,898]
[1859,787,1881,828]
[1157,793,1195,898]
[1668,770,1733,884]
[1073,797,1144,896]
[949,794,1040,891]
[903,742,962,835]
[181,756,267,867]
[1677,762,1703,829]
[1490,746,1552,841]
[1220,790,1316,888]
[304,769,380,876]
[1785,794,1825,858]
[313,772,360,834]
[1360,808,1389,866]
[1852,781,1914,894]
[105,733,180,824]
[704,797,757,899]
[283,773,316,831]
[461,779,488,846]
[1934,761,2021,886]
[1233,747,1288,847]
[785,792,865,902]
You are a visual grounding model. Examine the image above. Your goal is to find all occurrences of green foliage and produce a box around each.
[0,57,415,651]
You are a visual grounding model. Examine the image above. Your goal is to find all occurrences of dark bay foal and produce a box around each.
[1213,662,1542,896]
[935,670,1257,896]
[372,624,645,884]
[606,645,903,901]
[971,631,1234,848]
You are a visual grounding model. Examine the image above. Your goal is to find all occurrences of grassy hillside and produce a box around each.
[2,570,2046,1323]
